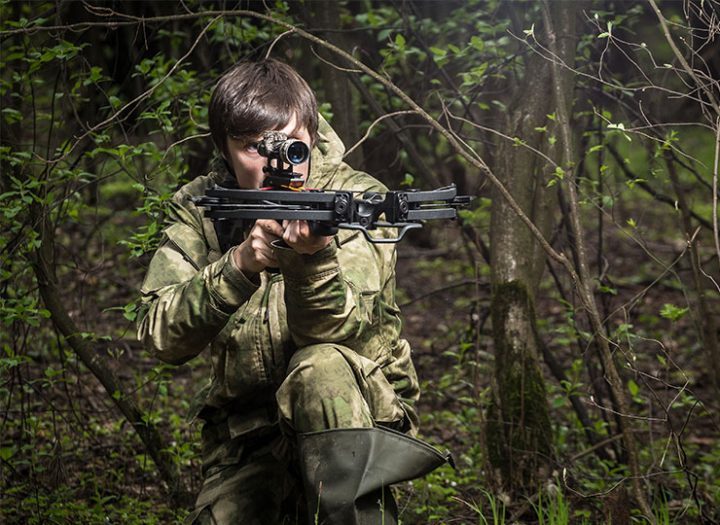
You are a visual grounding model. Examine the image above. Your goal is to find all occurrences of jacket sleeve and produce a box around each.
[273,229,392,348]
[274,241,359,347]
[137,211,259,365]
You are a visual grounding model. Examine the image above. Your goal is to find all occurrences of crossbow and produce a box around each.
[194,132,473,250]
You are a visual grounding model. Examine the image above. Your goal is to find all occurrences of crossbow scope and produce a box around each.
[255,131,310,188]
[256,131,310,166]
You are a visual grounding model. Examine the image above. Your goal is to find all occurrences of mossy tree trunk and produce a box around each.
[486,4,580,495]
[487,282,553,490]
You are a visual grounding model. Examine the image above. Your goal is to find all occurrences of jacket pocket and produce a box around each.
[209,290,271,404]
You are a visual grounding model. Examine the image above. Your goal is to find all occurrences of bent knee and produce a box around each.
[286,343,355,380]
[277,344,374,432]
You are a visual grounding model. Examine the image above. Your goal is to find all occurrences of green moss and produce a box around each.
[486,280,554,492]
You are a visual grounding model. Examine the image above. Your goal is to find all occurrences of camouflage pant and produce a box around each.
[185,343,409,525]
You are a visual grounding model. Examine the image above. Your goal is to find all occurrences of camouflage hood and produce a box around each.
[307,114,348,189]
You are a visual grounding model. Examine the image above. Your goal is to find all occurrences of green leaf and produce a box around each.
[1,107,22,124]
[598,284,617,295]
[123,303,138,322]
[377,28,392,42]
[469,36,484,51]
[627,379,639,397]
[659,303,689,322]
[599,21,613,38]
[44,366,63,379]
[625,178,646,189]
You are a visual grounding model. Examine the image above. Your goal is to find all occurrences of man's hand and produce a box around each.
[232,219,334,275]
[233,219,283,274]
[282,220,334,255]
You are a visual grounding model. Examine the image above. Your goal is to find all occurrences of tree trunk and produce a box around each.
[487,282,553,490]
[486,9,558,494]
[303,1,364,168]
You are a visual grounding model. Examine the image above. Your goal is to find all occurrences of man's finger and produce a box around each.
[256,219,284,238]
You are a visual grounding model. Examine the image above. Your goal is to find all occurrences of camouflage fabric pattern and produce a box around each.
[277,343,408,433]
[184,440,302,525]
[137,117,420,524]
[186,342,409,525]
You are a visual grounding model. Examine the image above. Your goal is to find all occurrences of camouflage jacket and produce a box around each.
[137,118,420,441]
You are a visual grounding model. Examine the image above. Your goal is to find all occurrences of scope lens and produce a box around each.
[284,141,310,165]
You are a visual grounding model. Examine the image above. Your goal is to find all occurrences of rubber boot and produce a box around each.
[297,426,452,525]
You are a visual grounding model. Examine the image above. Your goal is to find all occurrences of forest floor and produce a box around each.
[2,221,718,525]
[392,224,720,524]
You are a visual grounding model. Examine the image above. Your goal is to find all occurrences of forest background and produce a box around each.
[1,1,719,524]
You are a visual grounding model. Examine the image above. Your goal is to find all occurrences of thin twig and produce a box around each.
[343,111,418,159]
[399,279,483,308]
[713,117,720,270]
[160,132,211,164]
[265,28,295,59]
[309,45,363,74]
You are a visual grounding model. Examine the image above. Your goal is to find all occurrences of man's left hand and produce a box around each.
[282,220,333,255]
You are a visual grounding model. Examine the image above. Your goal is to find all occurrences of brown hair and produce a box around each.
[209,59,319,159]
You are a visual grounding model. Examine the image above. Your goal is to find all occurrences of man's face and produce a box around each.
[225,114,312,189]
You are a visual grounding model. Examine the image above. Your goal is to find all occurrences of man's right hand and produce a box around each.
[232,219,284,275]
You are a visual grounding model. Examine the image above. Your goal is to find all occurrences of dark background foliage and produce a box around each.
[1,1,718,523]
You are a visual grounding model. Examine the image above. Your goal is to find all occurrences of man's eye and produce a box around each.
[245,143,258,153]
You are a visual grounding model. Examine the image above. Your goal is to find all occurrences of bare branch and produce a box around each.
[343,111,417,159]
[647,0,720,116]
[265,28,296,59]
[714,116,720,270]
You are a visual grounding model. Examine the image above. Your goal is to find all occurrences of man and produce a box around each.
[138,59,447,525]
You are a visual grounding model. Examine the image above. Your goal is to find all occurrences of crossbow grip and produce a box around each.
[309,221,339,237]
